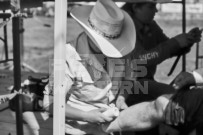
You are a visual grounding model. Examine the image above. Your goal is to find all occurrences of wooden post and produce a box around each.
[3,12,9,61]
[53,0,67,135]
[12,16,24,135]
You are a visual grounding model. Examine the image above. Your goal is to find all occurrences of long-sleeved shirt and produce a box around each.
[65,32,124,134]
[126,19,181,80]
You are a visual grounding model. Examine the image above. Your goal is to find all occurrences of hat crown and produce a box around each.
[70,0,136,58]
[88,0,124,39]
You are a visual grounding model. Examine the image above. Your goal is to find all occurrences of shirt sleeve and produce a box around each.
[133,22,180,66]
[133,39,180,66]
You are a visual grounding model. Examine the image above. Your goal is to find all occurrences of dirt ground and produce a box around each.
[0,16,203,84]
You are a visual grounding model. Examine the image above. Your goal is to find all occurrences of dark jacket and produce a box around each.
[126,19,181,80]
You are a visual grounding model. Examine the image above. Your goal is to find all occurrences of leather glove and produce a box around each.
[9,94,44,112]
[174,46,191,56]
[174,27,202,47]
[174,33,194,48]
[172,72,196,90]
[188,27,203,43]
[175,27,202,48]
[23,76,49,97]
[164,100,185,126]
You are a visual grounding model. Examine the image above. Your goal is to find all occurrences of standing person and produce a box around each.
[121,0,202,134]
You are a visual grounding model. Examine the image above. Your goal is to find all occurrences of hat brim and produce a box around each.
[70,5,136,58]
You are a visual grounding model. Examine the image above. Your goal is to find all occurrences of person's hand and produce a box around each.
[172,72,195,90]
[84,108,114,124]
[174,27,202,48]
[188,27,203,43]
[115,96,128,111]
[164,100,185,126]
[174,33,194,48]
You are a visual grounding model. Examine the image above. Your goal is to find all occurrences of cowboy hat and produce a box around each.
[124,0,172,3]
[70,0,136,58]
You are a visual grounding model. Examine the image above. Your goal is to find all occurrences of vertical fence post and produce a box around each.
[3,12,9,61]
[54,0,67,135]
[12,16,24,135]
[182,0,186,71]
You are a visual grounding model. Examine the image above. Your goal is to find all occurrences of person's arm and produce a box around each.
[131,21,178,66]
[133,24,201,67]
[133,38,180,66]
[45,99,113,124]
[65,104,114,123]
[104,95,184,132]
[172,69,203,90]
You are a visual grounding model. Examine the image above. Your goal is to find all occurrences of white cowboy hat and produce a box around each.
[124,0,172,3]
[70,0,136,58]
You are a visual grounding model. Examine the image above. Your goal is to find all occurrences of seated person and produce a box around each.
[121,1,202,134]
[10,0,203,135]
[121,0,202,103]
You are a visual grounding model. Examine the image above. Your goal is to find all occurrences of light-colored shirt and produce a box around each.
[66,43,114,110]
[65,32,124,134]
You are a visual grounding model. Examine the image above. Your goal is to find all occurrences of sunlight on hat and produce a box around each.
[70,0,136,58]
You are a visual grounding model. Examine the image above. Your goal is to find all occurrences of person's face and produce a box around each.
[133,3,158,24]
